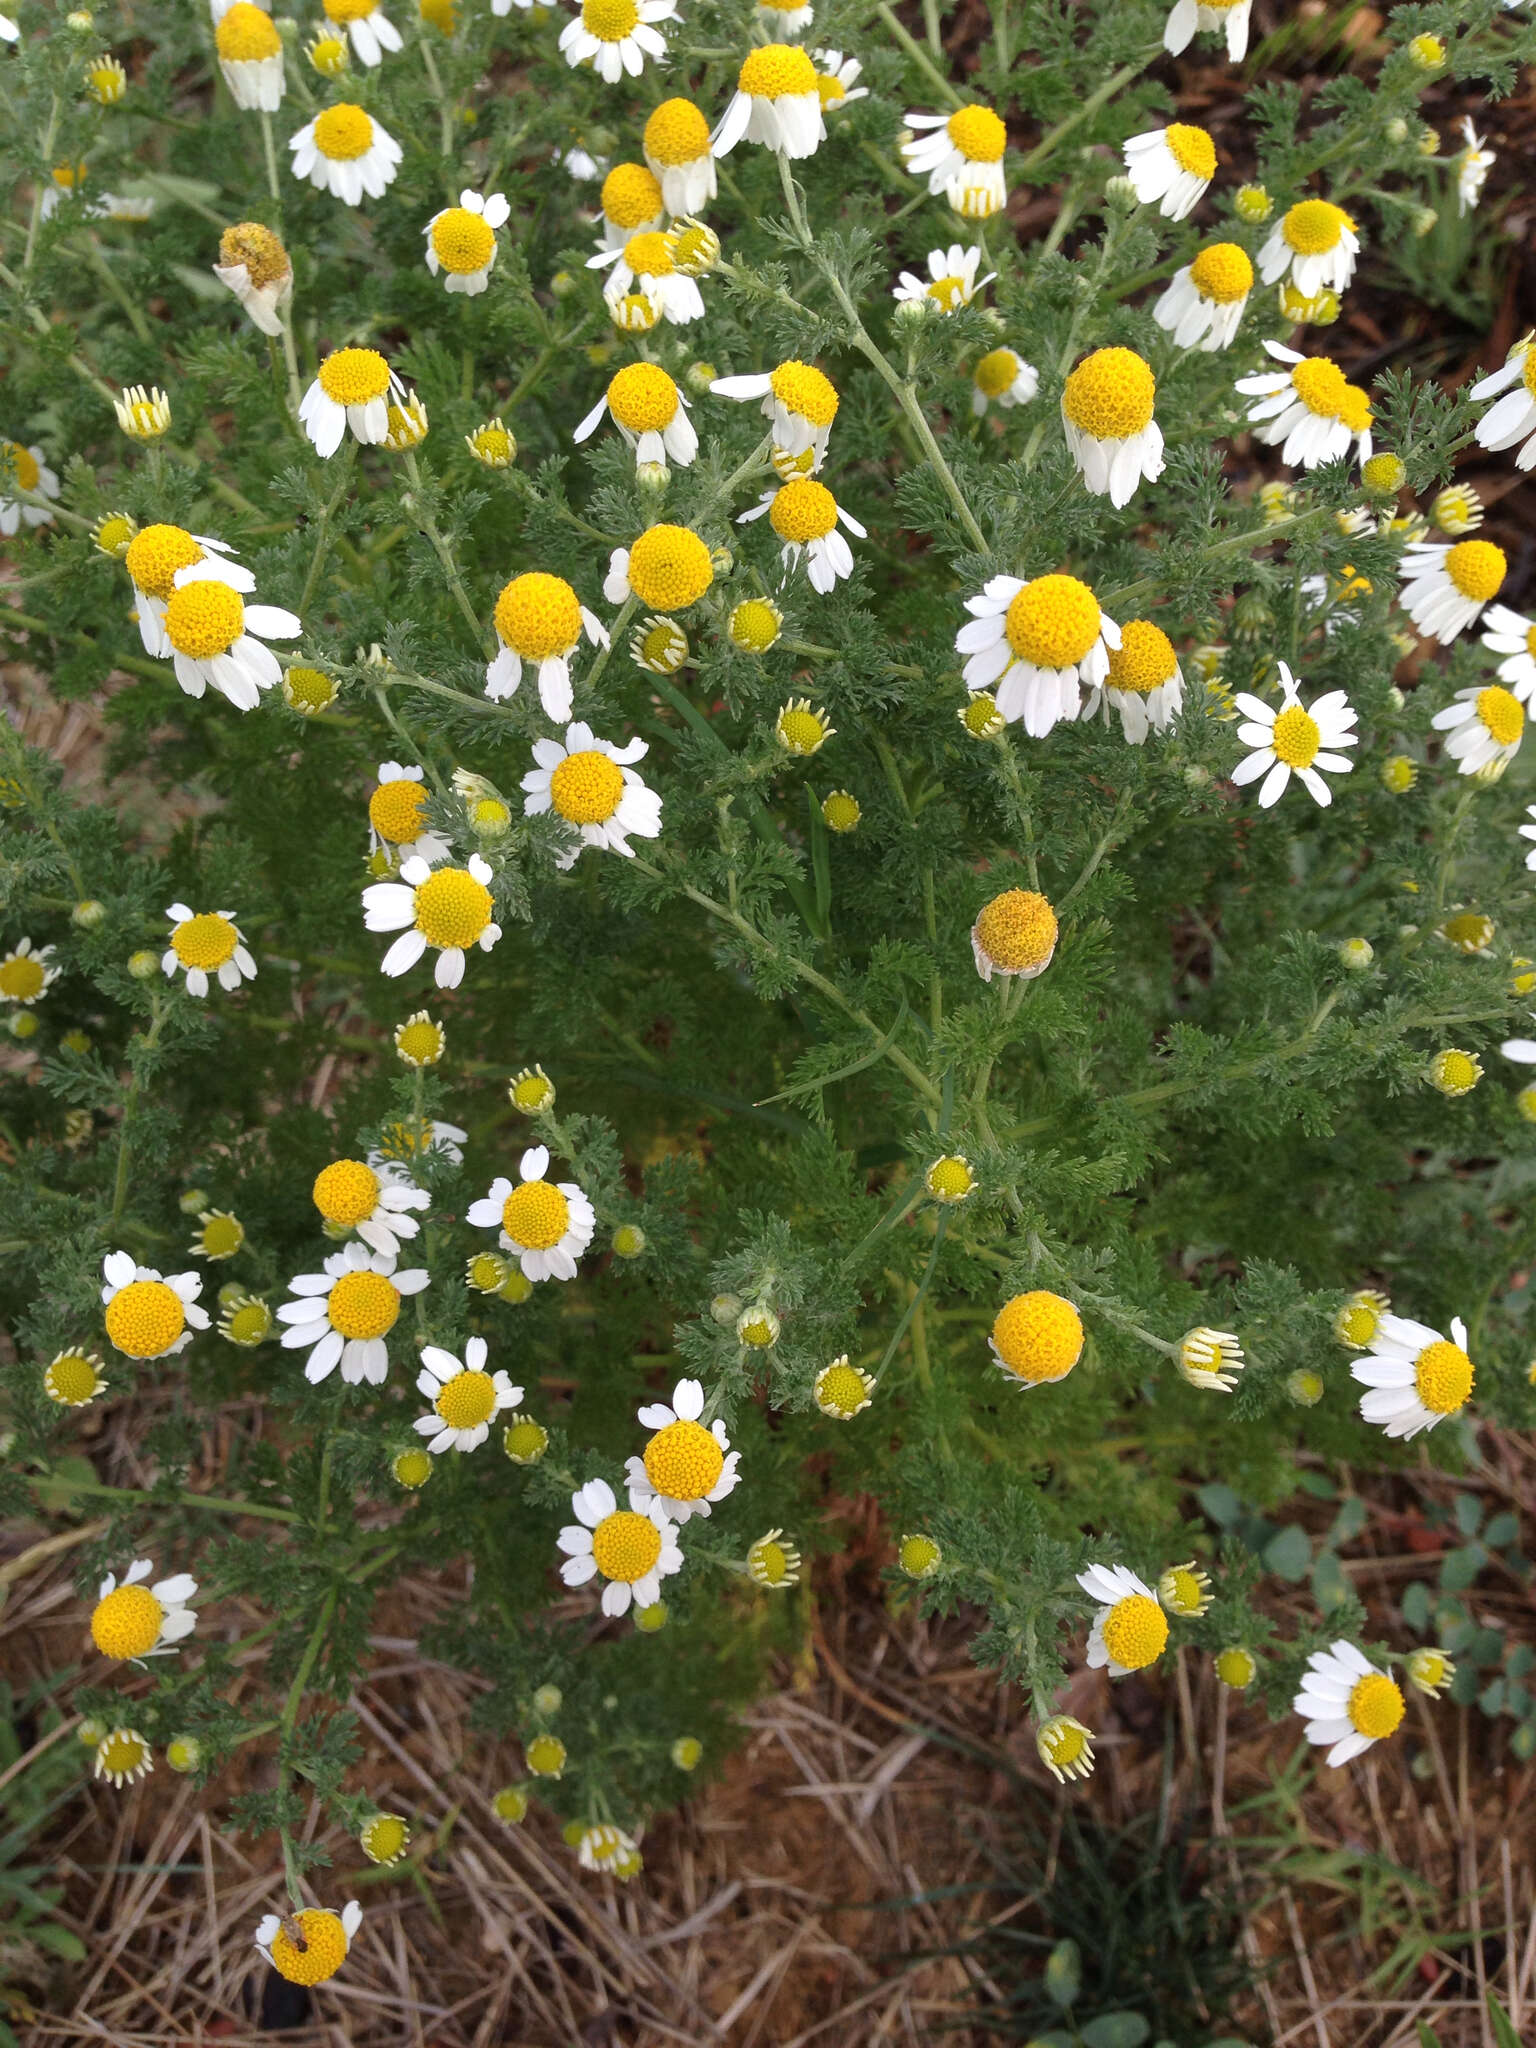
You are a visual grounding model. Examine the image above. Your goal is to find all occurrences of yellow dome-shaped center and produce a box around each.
[601,162,663,226]
[1339,385,1373,434]
[973,348,1020,397]
[817,1363,869,1414]
[502,1178,570,1250]
[627,525,713,611]
[1102,1594,1169,1669]
[312,1158,381,1227]
[607,362,679,433]
[220,220,289,287]
[1188,241,1253,304]
[1475,685,1523,746]
[1270,704,1321,769]
[927,1155,974,1199]
[1445,538,1505,602]
[1289,356,1348,417]
[326,0,379,19]
[730,598,782,650]
[104,1278,186,1358]
[163,580,244,660]
[1162,1567,1206,1615]
[769,477,838,543]
[1346,1671,1404,1738]
[312,104,375,161]
[435,1369,498,1429]
[171,913,239,969]
[1283,198,1350,254]
[317,347,391,407]
[549,750,624,825]
[2,442,41,492]
[430,207,495,273]
[768,360,838,427]
[494,571,582,659]
[1414,1338,1473,1414]
[739,43,818,97]
[1106,619,1177,693]
[91,1583,165,1659]
[624,230,674,278]
[644,97,709,164]
[125,524,204,601]
[368,778,428,845]
[946,103,1007,161]
[268,1909,350,1987]
[284,666,334,710]
[46,1351,100,1402]
[1062,348,1155,439]
[412,867,494,949]
[974,889,1058,972]
[327,1269,400,1340]
[216,3,282,60]
[644,1417,724,1498]
[1042,1719,1088,1767]
[990,1287,1081,1381]
[591,1509,664,1581]
[0,954,45,1000]
[583,0,639,36]
[1164,122,1216,178]
[1003,575,1102,668]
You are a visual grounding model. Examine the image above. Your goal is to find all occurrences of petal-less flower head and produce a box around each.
[1258,199,1359,298]
[990,1288,1082,1386]
[1351,1312,1474,1440]
[1154,240,1254,353]
[101,1250,210,1359]
[466,420,516,468]
[1429,1047,1482,1096]
[1230,662,1358,807]
[713,44,825,159]
[604,524,714,613]
[1122,124,1216,221]
[521,722,662,866]
[486,571,607,721]
[901,104,1008,219]
[575,362,698,471]
[925,1153,976,1203]
[219,1294,272,1346]
[414,1335,522,1453]
[1177,1327,1245,1391]
[424,188,510,295]
[1400,537,1506,644]
[0,937,60,1007]
[599,161,664,245]
[957,573,1120,737]
[631,614,690,673]
[972,346,1039,416]
[1216,1645,1257,1688]
[467,1144,596,1281]
[289,102,401,204]
[558,0,676,84]
[1078,1564,1170,1675]
[44,1348,108,1406]
[367,762,451,866]
[894,242,994,315]
[1293,1640,1404,1766]
[159,561,299,709]
[814,1355,877,1418]
[1081,618,1184,742]
[213,220,293,335]
[729,596,784,653]
[85,55,129,104]
[557,1478,683,1615]
[190,1208,244,1259]
[255,1901,363,1986]
[322,0,402,66]
[643,97,716,215]
[1436,908,1495,957]
[898,1533,942,1578]
[747,1527,800,1587]
[1471,339,1536,469]
[360,1813,410,1865]
[312,1156,429,1256]
[277,1241,428,1384]
[362,852,502,990]
[1061,348,1165,506]
[625,1376,739,1521]
[215,2,285,108]
[162,903,258,994]
[300,347,405,456]
[1163,0,1252,59]
[1037,1715,1096,1783]
[972,887,1058,982]
[711,358,839,468]
[588,229,705,327]
[1432,683,1524,778]
[0,441,62,535]
[91,1558,198,1661]
[1457,118,1494,216]
[1235,342,1355,470]
[738,477,866,593]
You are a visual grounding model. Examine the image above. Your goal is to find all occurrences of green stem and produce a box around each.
[260,111,282,206]
[29,1471,302,1524]
[402,449,485,648]
[22,94,60,275]
[111,995,167,1228]
[1015,56,1159,176]
[876,2,963,108]
[297,442,357,625]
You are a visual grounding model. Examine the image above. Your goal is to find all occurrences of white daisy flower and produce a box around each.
[362,853,502,990]
[602,524,716,614]
[1080,619,1184,742]
[100,1250,210,1360]
[1077,1564,1170,1676]
[123,523,250,655]
[1399,537,1507,643]
[712,44,825,160]
[162,903,258,995]
[159,560,299,709]
[710,358,839,467]
[288,102,401,206]
[1060,347,1164,507]
[1235,341,1355,471]
[1431,683,1525,777]
[598,161,665,247]
[892,243,994,315]
[521,722,662,866]
[956,572,1119,738]
[1471,340,1536,468]
[813,49,867,114]
[414,1337,522,1454]
[738,477,865,594]
[642,98,716,216]
[758,0,812,34]
[466,1144,596,1281]
[1350,1312,1474,1441]
[1456,118,1494,215]
[1480,605,1536,700]
[277,1241,428,1385]
[299,347,406,457]
[1163,0,1252,59]
[366,763,452,866]
[0,13,18,40]
[368,1119,466,1174]
[212,221,292,336]
[1293,1640,1405,1767]
[900,104,1009,220]
[1153,241,1254,351]
[558,0,675,83]
[625,1376,739,1522]
[1257,199,1360,298]
[1121,123,1216,220]
[588,230,705,326]
[556,1478,684,1616]
[0,937,60,1007]
[1229,663,1357,807]
[971,347,1039,416]
[321,0,401,66]
[0,440,61,535]
[423,188,510,296]
[311,1155,429,1257]
[214,3,285,110]
[254,1902,361,1988]
[575,363,697,470]
[90,1559,198,1662]
[486,572,608,721]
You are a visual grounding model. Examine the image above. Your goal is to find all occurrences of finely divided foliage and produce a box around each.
[2,0,1536,1987]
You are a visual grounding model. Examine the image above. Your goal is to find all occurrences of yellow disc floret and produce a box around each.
[45,1351,102,1404]
[1165,122,1216,178]
[975,888,1058,973]
[1347,1671,1404,1739]
[769,477,838,543]
[312,1159,381,1228]
[592,1510,663,1582]
[368,778,428,844]
[1106,619,1177,693]
[1004,575,1102,668]
[494,571,582,659]
[549,750,624,825]
[991,1288,1083,1383]
[0,954,45,1000]
[1,442,40,492]
[974,348,1021,397]
[1271,704,1321,769]
[1283,198,1352,254]
[317,347,391,407]
[739,44,818,97]
[312,103,375,161]
[326,0,380,18]
[125,524,205,601]
[1289,356,1348,417]
[220,221,291,288]
[1102,1594,1169,1670]
[502,1179,570,1250]
[1189,241,1254,304]
[644,98,709,165]
[436,1369,498,1429]
[1475,686,1523,747]
[171,913,239,970]
[601,162,663,227]
[624,229,674,277]
[217,3,282,60]
[729,597,782,651]
[926,1154,975,1201]
[1339,385,1373,435]
[267,1909,350,1987]
[769,360,838,427]
[430,207,495,274]
[91,1583,165,1660]
[583,0,639,37]
[412,867,494,950]
[626,525,713,611]
[816,1362,871,1415]
[644,1418,724,1499]
[1062,348,1155,440]
[607,362,679,433]
[946,104,1007,161]
[104,1278,186,1358]
[1445,538,1505,602]
[163,580,244,660]
[326,1269,400,1340]
[1414,1338,1473,1414]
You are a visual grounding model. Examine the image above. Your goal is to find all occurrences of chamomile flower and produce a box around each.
[1471,340,1536,468]
[893,243,994,315]
[1351,1312,1475,1439]
[101,1250,209,1359]
[95,1728,154,1787]
[162,904,258,995]
[643,98,716,215]
[900,104,1009,220]
[44,1349,107,1406]
[1158,1562,1213,1617]
[758,0,811,31]
[814,1356,876,1418]
[631,615,689,673]
[1293,1641,1404,1766]
[214,2,285,109]
[362,854,502,990]
[598,161,664,245]
[0,12,18,40]
[367,763,451,866]
[589,230,704,325]
[604,524,714,613]
[423,188,509,295]
[0,937,59,1007]
[746,1528,800,1586]
[414,1337,521,1453]
[971,347,1039,415]
[1122,124,1216,220]
[1230,663,1358,807]
[1236,342,1355,470]
[1080,618,1185,742]
[578,1822,641,1874]
[557,1478,683,1615]
[465,421,515,469]
[159,560,299,710]
[299,347,406,456]
[575,363,697,470]
[255,1902,362,1987]
[277,1242,428,1384]
[0,441,61,535]
[957,572,1119,737]
[626,1377,739,1521]
[738,477,865,594]
[710,359,839,467]
[713,44,825,159]
[486,572,607,721]
[1335,1289,1388,1349]
[1456,118,1494,214]
[813,49,866,114]
[190,1209,244,1260]
[312,1157,429,1256]
[521,723,662,865]
[1078,1564,1170,1675]
[1400,538,1507,643]
[467,1145,596,1282]
[1258,199,1360,298]
[1163,0,1252,59]
[1060,348,1164,506]
[321,0,402,66]
[1037,1716,1096,1784]
[370,1119,466,1174]
[990,1288,1082,1385]
[90,1559,198,1661]
[213,220,292,335]
[1407,1648,1456,1697]
[288,102,401,204]
[1177,1326,1245,1391]
[1154,241,1254,351]
[558,0,675,83]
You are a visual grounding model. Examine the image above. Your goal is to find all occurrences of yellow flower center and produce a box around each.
[226,1301,270,1343]
[1101,1593,1168,1669]
[777,703,828,753]
[171,913,239,971]
[317,347,391,407]
[285,666,335,711]
[1441,911,1493,952]
[327,1269,400,1340]
[469,424,513,465]
[312,103,376,160]
[821,790,860,831]
[420,0,457,28]
[1347,1671,1404,1739]
[611,291,660,332]
[396,1018,442,1062]
[1216,1647,1256,1686]
[1271,704,1321,769]
[503,1417,547,1460]
[412,867,494,950]
[1338,1302,1379,1345]
[644,98,709,165]
[592,1509,664,1582]
[362,1815,408,1861]
[268,1909,349,1987]
[769,477,837,544]
[973,348,1019,398]
[1164,122,1216,178]
[643,1417,724,1499]
[1475,685,1523,746]
[750,1536,792,1583]
[96,1729,151,1778]
[926,1155,974,1199]
[607,362,679,433]
[990,1288,1081,1382]
[502,1178,570,1250]
[430,206,495,274]
[1414,1338,1473,1414]
[817,72,848,107]
[0,955,45,1000]
[738,43,818,98]
[624,230,674,279]
[1445,538,1505,601]
[1062,348,1155,440]
[1339,385,1373,434]
[816,1363,869,1415]
[46,1352,100,1403]
[899,1534,940,1574]
[395,1447,433,1486]
[1162,1568,1206,1615]
[326,0,378,17]
[104,1278,186,1358]
[975,888,1058,972]
[1004,574,1101,669]
[525,1734,565,1775]
[1106,619,1177,693]
[163,579,244,660]
[312,1158,381,1227]
[2,442,40,494]
[768,360,838,429]
[368,777,428,845]
[926,272,968,310]
[125,524,204,601]
[94,513,137,557]
[435,1369,498,1429]
[626,525,713,611]
[582,0,639,37]
[1188,240,1253,304]
[51,162,88,190]
[601,162,663,227]
[1283,198,1352,255]
[1042,1719,1088,1767]
[216,3,282,60]
[1433,1049,1480,1093]
[549,749,625,826]
[494,571,582,659]
[946,104,1007,162]
[92,1583,166,1659]
[1281,357,1346,420]
[509,1070,552,1111]
[199,1212,244,1256]
[730,598,782,650]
